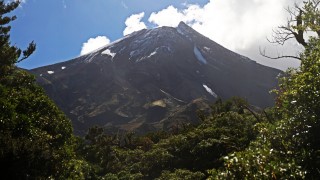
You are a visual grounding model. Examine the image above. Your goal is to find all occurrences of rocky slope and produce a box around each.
[31,22,281,135]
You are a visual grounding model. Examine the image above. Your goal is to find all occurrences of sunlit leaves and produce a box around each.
[209,12,320,179]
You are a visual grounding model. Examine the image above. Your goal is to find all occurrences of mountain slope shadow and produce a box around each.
[31,22,281,135]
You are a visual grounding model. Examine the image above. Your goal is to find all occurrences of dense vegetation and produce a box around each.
[0,1,89,179]
[76,98,264,179]
[208,37,320,179]
[208,1,320,178]
[1,0,320,179]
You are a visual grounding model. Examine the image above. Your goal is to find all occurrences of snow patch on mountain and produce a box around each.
[61,66,66,70]
[79,33,135,59]
[84,52,99,63]
[129,50,140,61]
[47,71,54,74]
[136,50,157,62]
[131,46,173,62]
[102,49,116,58]
[204,47,210,51]
[194,46,207,64]
[147,51,157,58]
[203,84,218,98]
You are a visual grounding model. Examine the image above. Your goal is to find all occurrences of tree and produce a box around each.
[261,0,320,60]
[0,1,88,179]
[0,1,35,77]
[209,1,320,179]
[77,98,262,179]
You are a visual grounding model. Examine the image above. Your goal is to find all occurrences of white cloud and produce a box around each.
[148,0,290,51]
[149,5,186,27]
[80,36,110,55]
[147,0,304,70]
[123,12,147,36]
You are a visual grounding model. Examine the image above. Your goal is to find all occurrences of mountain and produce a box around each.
[31,22,281,135]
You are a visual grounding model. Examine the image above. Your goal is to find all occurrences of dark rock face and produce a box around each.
[31,22,281,135]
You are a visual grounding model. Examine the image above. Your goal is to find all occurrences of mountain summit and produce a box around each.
[31,22,280,135]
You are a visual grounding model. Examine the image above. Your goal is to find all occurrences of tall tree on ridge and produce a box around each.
[0,1,88,179]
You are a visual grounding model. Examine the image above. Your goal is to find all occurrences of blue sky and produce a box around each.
[11,0,207,69]
[11,0,302,70]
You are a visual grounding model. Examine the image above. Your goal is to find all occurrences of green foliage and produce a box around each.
[78,98,262,179]
[208,2,320,179]
[156,169,205,180]
[275,37,320,178]
[0,1,35,77]
[301,1,320,35]
[0,1,88,179]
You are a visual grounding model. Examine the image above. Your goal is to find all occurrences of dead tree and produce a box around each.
[261,0,320,60]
